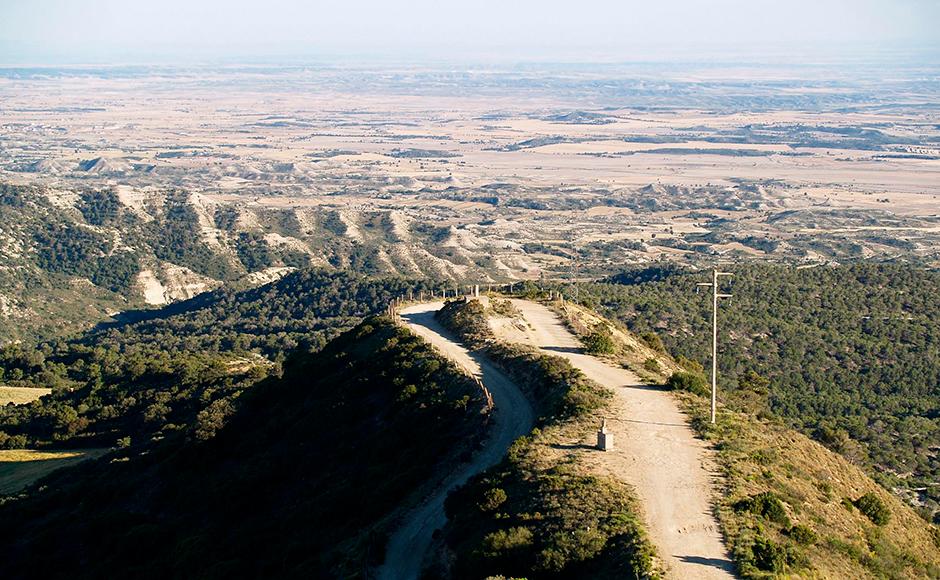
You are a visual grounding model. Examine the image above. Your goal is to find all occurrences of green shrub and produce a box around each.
[0,432,27,449]
[666,371,709,397]
[642,358,660,372]
[734,491,792,526]
[854,492,891,526]
[489,298,520,318]
[748,448,778,466]
[479,487,507,512]
[639,331,665,353]
[583,324,615,355]
[751,536,788,572]
[738,370,770,393]
[481,526,534,558]
[675,355,704,374]
[435,298,493,346]
[786,524,817,545]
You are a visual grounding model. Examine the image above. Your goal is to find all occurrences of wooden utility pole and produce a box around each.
[697,269,732,424]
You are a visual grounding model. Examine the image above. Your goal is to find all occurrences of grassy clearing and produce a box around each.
[0,386,51,405]
[0,449,107,495]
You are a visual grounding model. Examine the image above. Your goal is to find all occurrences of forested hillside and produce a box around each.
[0,183,286,341]
[572,263,940,521]
[0,319,490,579]
[0,269,431,449]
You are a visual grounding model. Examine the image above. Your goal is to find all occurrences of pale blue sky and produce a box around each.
[1,0,937,64]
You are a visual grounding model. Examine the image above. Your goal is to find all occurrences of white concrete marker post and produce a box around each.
[597,418,613,451]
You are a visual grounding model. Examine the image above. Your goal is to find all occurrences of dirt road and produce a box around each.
[377,302,535,580]
[503,299,735,579]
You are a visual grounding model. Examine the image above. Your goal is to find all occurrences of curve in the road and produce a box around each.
[377,302,535,580]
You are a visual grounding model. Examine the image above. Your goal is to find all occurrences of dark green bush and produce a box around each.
[854,492,891,526]
[751,536,788,572]
[666,371,709,397]
[481,526,534,558]
[583,324,616,355]
[639,331,665,353]
[675,355,704,374]
[444,448,656,579]
[734,491,792,527]
[435,298,494,346]
[786,524,817,545]
[479,487,508,512]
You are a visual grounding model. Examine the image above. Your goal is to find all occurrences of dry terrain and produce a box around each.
[393,297,733,578]
[0,449,107,495]
[1,63,938,311]
[0,386,51,405]
[494,299,734,579]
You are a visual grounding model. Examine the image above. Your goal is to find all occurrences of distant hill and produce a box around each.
[0,319,491,579]
[0,182,501,342]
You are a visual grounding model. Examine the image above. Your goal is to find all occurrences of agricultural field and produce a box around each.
[0,386,50,405]
[0,449,106,494]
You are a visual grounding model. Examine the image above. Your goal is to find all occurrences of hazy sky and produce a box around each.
[1,0,938,64]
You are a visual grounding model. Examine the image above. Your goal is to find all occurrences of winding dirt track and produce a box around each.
[377,302,534,580]
[505,299,735,579]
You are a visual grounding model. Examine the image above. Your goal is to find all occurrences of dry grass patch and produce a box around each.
[0,449,107,495]
[0,386,51,405]
[550,299,681,383]
[682,396,940,579]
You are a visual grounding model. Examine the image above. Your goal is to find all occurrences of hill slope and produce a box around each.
[0,181,505,342]
[429,298,659,579]
[574,263,940,521]
[0,319,491,579]
[0,269,433,449]
[551,293,940,578]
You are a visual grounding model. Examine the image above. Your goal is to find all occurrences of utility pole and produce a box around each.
[697,269,732,424]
